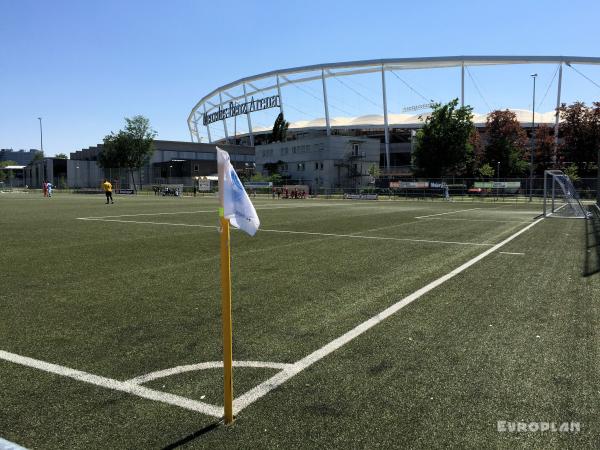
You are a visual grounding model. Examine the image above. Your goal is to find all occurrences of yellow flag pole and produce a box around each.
[218,162,234,425]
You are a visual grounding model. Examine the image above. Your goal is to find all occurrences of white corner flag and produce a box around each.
[216,147,260,236]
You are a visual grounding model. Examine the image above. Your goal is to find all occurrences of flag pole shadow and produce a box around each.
[161,419,224,450]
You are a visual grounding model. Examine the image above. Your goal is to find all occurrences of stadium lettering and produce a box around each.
[203,95,281,125]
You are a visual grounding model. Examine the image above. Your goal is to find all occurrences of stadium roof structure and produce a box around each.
[188,56,600,166]
[248,109,561,133]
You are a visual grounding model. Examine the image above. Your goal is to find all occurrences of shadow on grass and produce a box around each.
[584,205,600,277]
[161,419,222,449]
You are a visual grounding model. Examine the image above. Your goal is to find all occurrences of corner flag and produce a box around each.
[216,147,260,236]
[216,147,259,424]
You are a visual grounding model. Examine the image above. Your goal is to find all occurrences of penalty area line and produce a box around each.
[76,218,492,247]
[414,207,480,219]
[259,228,493,247]
[232,217,544,414]
[76,202,358,220]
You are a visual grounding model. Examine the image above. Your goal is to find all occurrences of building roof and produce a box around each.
[189,55,592,142]
[248,109,559,133]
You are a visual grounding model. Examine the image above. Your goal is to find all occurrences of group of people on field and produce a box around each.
[42,181,53,197]
[272,187,307,199]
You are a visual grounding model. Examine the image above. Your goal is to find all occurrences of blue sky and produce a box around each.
[2,0,600,155]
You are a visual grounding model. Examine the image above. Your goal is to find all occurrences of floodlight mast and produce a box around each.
[529,73,538,202]
[37,117,43,154]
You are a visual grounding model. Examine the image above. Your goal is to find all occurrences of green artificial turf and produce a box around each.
[0,192,598,448]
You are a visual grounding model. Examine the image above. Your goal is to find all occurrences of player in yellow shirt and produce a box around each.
[102,179,114,204]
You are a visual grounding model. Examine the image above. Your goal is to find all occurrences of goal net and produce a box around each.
[543,170,587,218]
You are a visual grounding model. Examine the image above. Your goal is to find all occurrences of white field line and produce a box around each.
[258,227,493,247]
[0,350,223,418]
[502,210,545,215]
[76,203,362,220]
[127,361,293,385]
[232,217,544,414]
[76,218,493,247]
[78,218,219,228]
[545,203,569,217]
[414,207,480,219]
[80,209,223,219]
[0,437,28,450]
[418,217,530,224]
[499,252,525,255]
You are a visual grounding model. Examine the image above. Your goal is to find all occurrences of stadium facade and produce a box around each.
[188,56,600,191]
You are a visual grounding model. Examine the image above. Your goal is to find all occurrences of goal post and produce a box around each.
[543,170,587,218]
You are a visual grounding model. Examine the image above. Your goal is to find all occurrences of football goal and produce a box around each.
[543,170,588,218]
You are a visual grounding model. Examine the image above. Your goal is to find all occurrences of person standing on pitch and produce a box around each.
[47,182,53,197]
[102,179,114,204]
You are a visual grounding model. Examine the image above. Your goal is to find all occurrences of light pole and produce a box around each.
[529,73,537,201]
[169,165,172,184]
[37,117,43,154]
[496,161,500,200]
[37,117,44,186]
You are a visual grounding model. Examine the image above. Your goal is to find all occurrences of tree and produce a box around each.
[271,112,289,142]
[484,110,528,177]
[533,125,555,174]
[0,160,17,183]
[268,173,283,185]
[558,101,600,175]
[263,160,286,176]
[32,150,44,161]
[412,99,476,178]
[478,163,495,179]
[563,163,580,183]
[466,129,484,177]
[368,163,380,179]
[98,115,156,191]
[55,153,68,159]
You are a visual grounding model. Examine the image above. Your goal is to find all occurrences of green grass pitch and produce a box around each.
[1,192,598,448]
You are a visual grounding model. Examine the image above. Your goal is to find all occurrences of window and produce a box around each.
[320,163,324,170]
[193,164,199,172]
[315,162,319,170]
[352,143,360,155]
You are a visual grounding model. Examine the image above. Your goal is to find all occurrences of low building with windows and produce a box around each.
[25,157,68,188]
[255,134,379,191]
[25,140,254,189]
[0,149,38,165]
